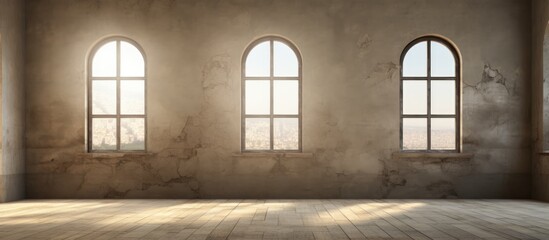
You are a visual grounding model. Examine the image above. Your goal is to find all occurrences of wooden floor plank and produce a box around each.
[0,200,547,239]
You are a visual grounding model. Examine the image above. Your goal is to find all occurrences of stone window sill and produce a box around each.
[77,152,153,159]
[232,152,314,158]
[392,152,474,160]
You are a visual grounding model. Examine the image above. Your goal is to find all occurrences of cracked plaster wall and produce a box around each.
[0,0,26,202]
[25,0,531,199]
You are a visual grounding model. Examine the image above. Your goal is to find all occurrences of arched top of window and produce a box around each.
[243,36,301,78]
[401,36,459,78]
[90,37,146,78]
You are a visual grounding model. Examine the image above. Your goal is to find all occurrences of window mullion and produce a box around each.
[88,77,92,152]
[427,40,432,151]
[272,115,300,118]
[456,53,460,152]
[116,40,121,151]
[298,69,302,152]
[270,39,274,151]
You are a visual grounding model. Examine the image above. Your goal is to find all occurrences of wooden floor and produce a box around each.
[0,200,549,239]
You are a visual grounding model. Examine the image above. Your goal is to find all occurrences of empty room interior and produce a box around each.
[4,0,549,239]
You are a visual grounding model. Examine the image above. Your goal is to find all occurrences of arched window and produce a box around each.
[400,37,460,152]
[88,37,146,152]
[242,36,302,151]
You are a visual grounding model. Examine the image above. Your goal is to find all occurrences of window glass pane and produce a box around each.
[274,118,299,150]
[273,41,298,77]
[121,80,145,115]
[431,41,456,77]
[403,81,427,114]
[121,118,145,150]
[245,80,270,114]
[92,41,117,77]
[245,118,270,150]
[274,80,298,114]
[120,41,145,77]
[431,118,456,150]
[431,81,456,114]
[92,80,117,114]
[245,41,270,77]
[403,41,427,77]
[92,118,117,150]
[403,118,427,150]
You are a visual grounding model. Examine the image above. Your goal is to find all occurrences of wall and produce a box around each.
[0,0,26,202]
[533,0,549,201]
[543,25,549,150]
[26,0,531,199]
